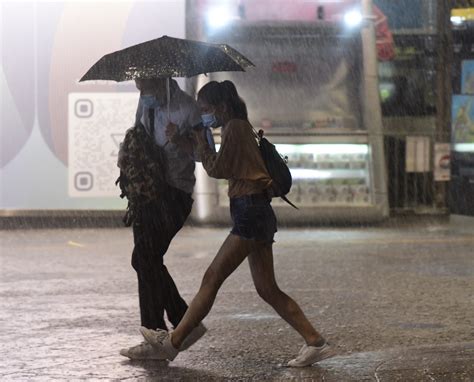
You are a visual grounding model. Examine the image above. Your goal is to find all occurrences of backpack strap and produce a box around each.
[281,195,299,210]
[251,126,260,140]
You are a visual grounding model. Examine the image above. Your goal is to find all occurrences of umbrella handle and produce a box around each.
[166,77,170,121]
[164,77,171,147]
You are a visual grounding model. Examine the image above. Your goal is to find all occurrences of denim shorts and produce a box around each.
[230,194,277,244]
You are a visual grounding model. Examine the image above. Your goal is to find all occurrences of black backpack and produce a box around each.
[256,129,298,209]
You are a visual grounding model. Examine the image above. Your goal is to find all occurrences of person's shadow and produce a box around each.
[122,359,223,381]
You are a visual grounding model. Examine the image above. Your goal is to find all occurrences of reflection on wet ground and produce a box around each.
[0,219,473,380]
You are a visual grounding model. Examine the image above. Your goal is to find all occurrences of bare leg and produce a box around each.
[248,242,324,346]
[171,234,252,348]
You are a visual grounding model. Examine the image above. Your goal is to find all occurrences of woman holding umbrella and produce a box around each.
[140,80,335,367]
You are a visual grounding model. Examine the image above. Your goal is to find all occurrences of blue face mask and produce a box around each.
[140,94,160,109]
[201,112,218,128]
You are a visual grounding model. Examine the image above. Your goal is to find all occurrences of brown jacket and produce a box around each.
[197,119,272,198]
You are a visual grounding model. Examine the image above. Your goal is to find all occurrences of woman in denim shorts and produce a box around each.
[140,81,334,367]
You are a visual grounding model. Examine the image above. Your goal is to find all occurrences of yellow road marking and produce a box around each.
[67,241,85,248]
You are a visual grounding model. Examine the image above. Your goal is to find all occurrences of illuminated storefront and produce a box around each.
[188,0,389,224]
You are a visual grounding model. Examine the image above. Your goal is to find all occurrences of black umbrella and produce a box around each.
[79,35,254,82]
[79,35,254,118]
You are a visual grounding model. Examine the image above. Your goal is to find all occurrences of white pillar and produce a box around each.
[360,0,389,217]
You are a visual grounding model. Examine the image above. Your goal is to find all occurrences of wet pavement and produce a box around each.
[0,216,473,381]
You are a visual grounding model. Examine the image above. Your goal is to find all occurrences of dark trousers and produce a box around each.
[131,187,193,330]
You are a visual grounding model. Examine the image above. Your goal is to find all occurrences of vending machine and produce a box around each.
[191,20,389,224]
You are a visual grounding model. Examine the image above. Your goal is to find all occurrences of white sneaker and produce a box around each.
[287,342,335,367]
[119,341,168,360]
[179,323,207,351]
[139,327,179,361]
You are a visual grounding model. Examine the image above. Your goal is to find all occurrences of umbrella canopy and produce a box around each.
[79,35,254,82]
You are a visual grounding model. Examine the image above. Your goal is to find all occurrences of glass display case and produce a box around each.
[192,131,387,224]
[216,144,371,207]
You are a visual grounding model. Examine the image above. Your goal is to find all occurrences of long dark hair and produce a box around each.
[197,80,248,121]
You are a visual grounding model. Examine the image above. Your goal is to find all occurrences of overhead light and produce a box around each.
[206,7,234,30]
[216,144,369,155]
[454,143,474,153]
[275,144,369,155]
[344,10,363,27]
[451,16,464,26]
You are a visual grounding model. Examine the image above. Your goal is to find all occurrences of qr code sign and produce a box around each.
[68,92,137,197]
